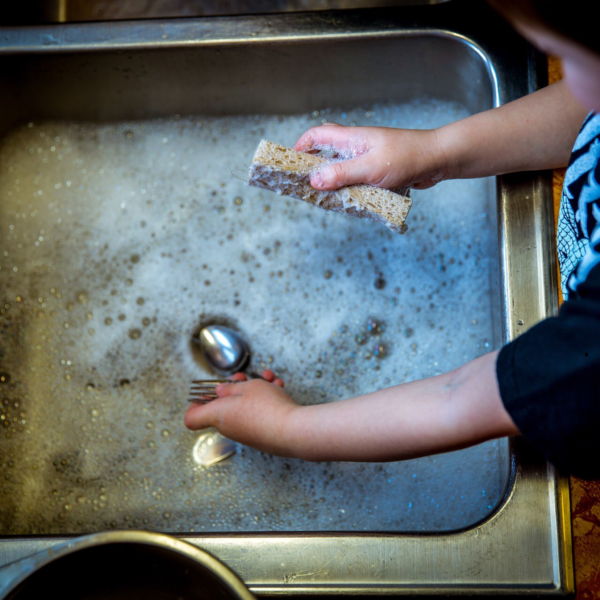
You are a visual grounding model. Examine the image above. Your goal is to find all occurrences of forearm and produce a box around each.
[438,80,587,179]
[286,351,518,462]
[186,353,518,462]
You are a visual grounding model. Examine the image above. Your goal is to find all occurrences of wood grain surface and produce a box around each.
[548,55,600,600]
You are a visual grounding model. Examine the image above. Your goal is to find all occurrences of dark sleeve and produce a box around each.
[496,263,600,480]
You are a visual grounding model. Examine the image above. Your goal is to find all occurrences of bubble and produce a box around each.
[136,297,145,305]
[367,318,382,335]
[0,373,10,384]
[374,277,386,290]
[104,317,113,326]
[373,344,386,358]
[129,328,142,340]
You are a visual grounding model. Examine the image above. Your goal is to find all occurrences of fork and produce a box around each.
[188,379,233,404]
[188,371,267,404]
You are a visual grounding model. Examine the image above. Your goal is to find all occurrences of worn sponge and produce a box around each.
[247,140,412,233]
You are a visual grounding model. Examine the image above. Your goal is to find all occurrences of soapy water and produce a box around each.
[0,99,507,534]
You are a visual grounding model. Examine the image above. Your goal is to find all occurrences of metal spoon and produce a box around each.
[195,325,250,374]
[191,325,256,466]
[195,324,264,378]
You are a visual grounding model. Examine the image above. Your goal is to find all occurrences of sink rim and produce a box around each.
[0,6,573,597]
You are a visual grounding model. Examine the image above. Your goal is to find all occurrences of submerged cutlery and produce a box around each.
[188,379,232,404]
[189,325,258,466]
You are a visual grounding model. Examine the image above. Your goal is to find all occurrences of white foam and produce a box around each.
[0,100,506,534]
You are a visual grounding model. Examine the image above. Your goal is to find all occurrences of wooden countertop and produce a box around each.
[548,55,600,599]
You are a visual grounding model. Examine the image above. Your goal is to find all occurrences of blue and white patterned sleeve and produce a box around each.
[496,113,600,480]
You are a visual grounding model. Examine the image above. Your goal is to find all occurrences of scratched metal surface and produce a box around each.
[0,6,573,595]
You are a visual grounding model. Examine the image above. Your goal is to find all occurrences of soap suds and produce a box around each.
[0,100,506,535]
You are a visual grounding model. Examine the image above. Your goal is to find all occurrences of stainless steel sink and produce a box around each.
[1,0,451,25]
[0,2,573,596]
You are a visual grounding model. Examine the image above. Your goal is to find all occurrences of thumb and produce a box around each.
[311,157,373,191]
[185,402,217,430]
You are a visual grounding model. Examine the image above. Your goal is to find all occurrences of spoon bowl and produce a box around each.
[196,325,250,374]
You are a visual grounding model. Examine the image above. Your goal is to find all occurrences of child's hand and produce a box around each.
[184,370,300,457]
[294,123,448,191]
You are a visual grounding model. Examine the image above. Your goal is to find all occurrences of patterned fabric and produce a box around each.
[558,112,600,297]
[496,111,600,479]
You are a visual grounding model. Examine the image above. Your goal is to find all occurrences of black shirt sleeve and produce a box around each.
[496,261,600,480]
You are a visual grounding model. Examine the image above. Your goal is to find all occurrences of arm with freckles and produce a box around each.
[295,80,587,192]
[184,353,519,462]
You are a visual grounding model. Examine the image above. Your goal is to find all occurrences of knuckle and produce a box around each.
[214,409,226,431]
[304,127,319,140]
[246,379,263,392]
[331,162,346,183]
[217,383,232,397]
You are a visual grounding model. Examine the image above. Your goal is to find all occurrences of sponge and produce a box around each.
[247,140,411,233]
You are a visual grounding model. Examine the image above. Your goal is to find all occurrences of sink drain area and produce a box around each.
[0,100,507,534]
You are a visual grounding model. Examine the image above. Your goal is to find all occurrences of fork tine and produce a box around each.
[188,392,217,401]
[188,378,240,405]
[190,383,222,388]
[188,398,215,405]
[190,383,220,388]
[189,385,218,404]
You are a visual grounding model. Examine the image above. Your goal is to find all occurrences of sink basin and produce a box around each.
[0,100,506,535]
[0,2,573,595]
